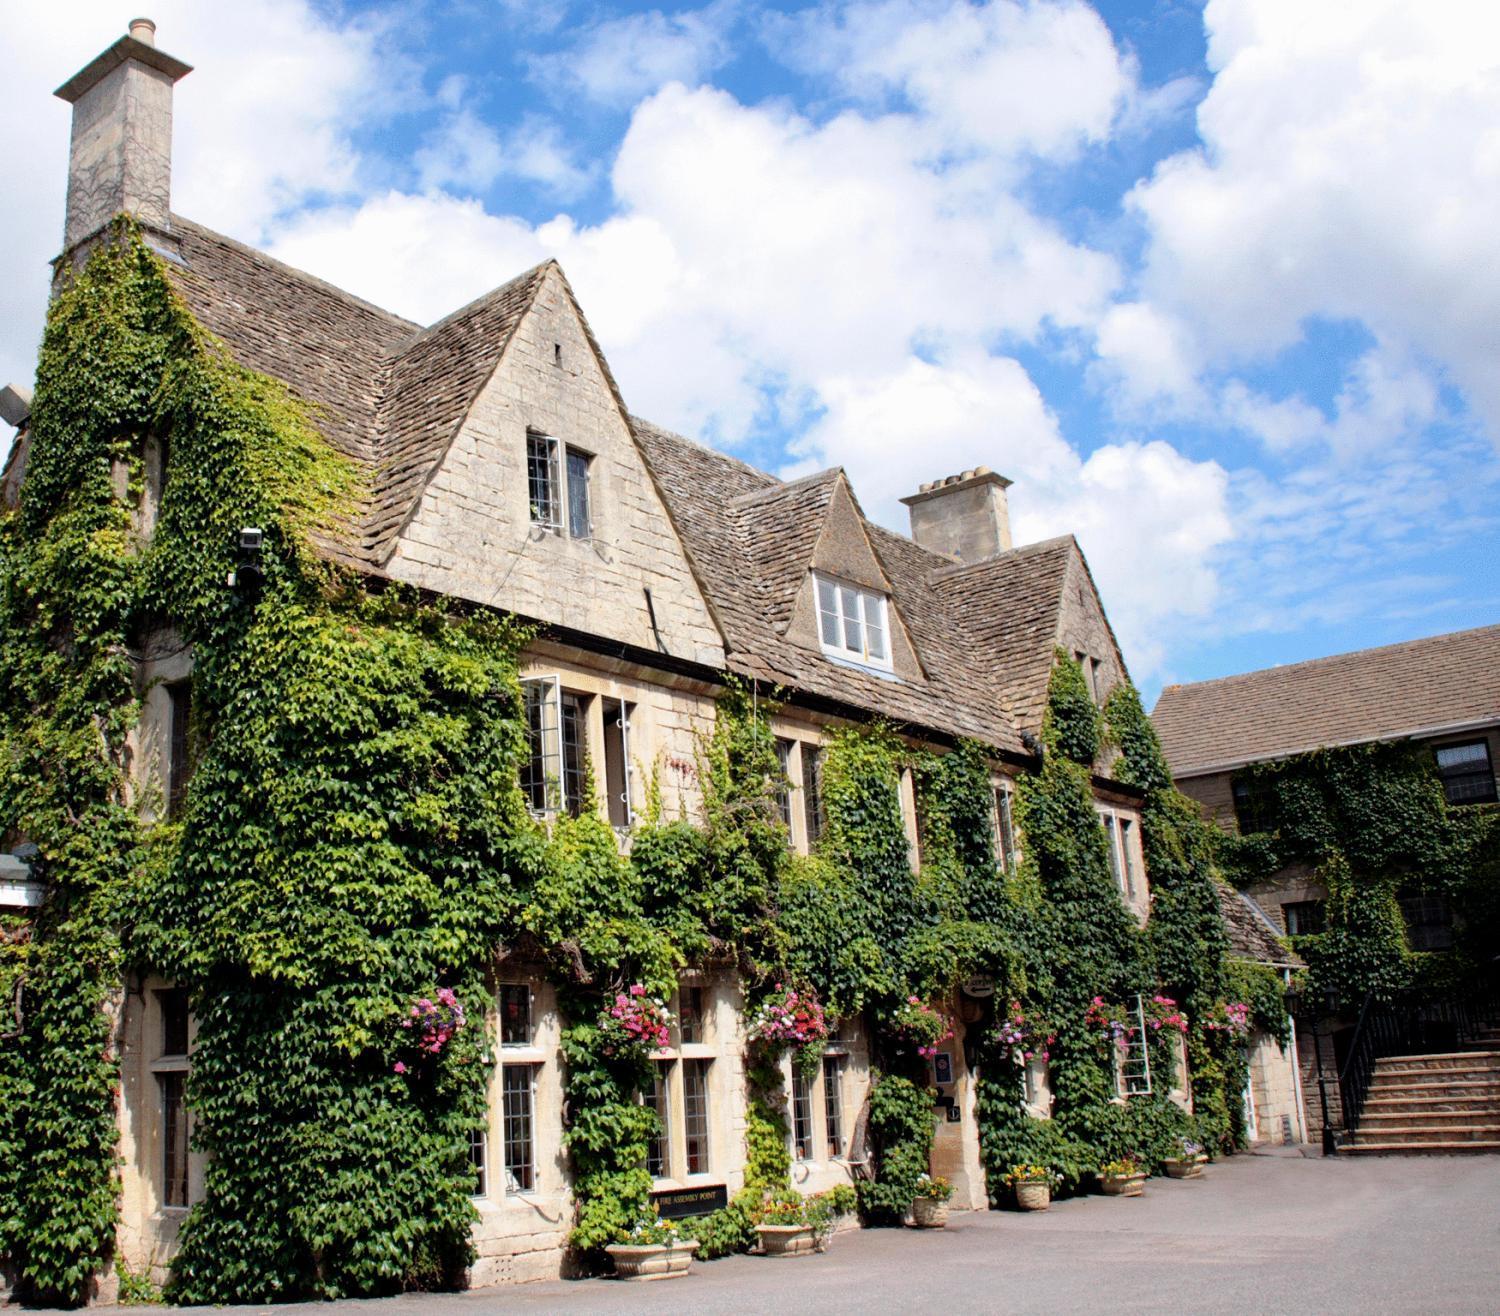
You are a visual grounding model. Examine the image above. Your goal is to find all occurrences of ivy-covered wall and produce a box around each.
[0,225,1253,1307]
[1216,742,1500,1006]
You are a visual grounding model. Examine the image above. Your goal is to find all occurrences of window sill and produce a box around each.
[500,1048,546,1064]
[818,649,899,681]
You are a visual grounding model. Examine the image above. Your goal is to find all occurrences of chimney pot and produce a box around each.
[129,18,157,46]
[899,465,1015,564]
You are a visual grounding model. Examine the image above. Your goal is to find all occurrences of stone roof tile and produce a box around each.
[1153,624,1500,777]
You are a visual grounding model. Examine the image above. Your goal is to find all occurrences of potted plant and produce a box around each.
[755,1196,819,1257]
[1003,1163,1058,1212]
[1098,1158,1146,1196]
[1163,1137,1207,1179]
[909,1174,955,1228]
[604,1212,700,1281]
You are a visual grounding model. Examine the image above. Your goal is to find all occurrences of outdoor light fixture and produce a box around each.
[227,525,265,601]
[0,842,44,909]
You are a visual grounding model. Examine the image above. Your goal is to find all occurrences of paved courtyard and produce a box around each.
[148,1151,1499,1316]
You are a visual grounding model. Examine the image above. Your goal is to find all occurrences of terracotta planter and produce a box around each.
[1100,1173,1146,1197]
[756,1224,818,1256]
[910,1196,950,1228]
[1163,1156,1205,1180]
[1014,1181,1051,1211]
[605,1239,699,1281]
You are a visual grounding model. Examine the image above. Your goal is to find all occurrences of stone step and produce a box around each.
[1368,1077,1500,1096]
[1342,1140,1500,1156]
[1375,1051,1500,1071]
[1370,1064,1500,1085]
[1363,1093,1500,1115]
[1358,1116,1500,1138]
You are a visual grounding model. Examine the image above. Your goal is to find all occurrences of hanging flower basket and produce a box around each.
[599,984,672,1062]
[393,987,466,1074]
[890,996,955,1059]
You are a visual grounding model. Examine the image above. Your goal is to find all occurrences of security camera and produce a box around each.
[239,527,264,552]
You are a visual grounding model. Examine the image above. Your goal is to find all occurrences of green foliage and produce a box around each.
[1044,651,1101,765]
[857,1073,935,1223]
[1216,739,1500,1006]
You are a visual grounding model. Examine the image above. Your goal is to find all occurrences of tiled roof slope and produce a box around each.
[631,419,1025,753]
[165,218,547,566]
[159,217,1104,759]
[1217,883,1302,968]
[929,537,1074,734]
[1153,624,1500,777]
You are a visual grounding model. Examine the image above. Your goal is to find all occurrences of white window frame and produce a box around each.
[527,433,563,531]
[993,783,1019,872]
[813,572,893,672]
[501,1062,540,1195]
[469,1125,489,1199]
[498,983,534,1047]
[1114,994,1152,1099]
[520,676,563,815]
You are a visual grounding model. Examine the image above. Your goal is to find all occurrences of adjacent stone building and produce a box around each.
[3,23,1207,1296]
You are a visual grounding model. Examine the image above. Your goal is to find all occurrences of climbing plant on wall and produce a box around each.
[1216,740,1500,1006]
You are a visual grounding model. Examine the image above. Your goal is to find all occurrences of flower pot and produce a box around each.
[1014,1181,1051,1211]
[756,1223,819,1256]
[911,1197,950,1228]
[1163,1156,1205,1180]
[1100,1173,1146,1197]
[605,1239,699,1281]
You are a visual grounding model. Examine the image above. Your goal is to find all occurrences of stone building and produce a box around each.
[1153,624,1500,944]
[3,23,1203,1296]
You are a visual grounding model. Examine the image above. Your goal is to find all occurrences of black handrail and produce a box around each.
[1315,981,1500,1153]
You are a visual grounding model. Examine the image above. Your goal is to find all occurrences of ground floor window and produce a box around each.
[823,1055,845,1158]
[645,1062,670,1178]
[683,1058,712,1174]
[502,1065,537,1192]
[469,1126,488,1198]
[791,1066,816,1161]
[158,1072,190,1208]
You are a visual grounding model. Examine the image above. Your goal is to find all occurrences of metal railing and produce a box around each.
[1316,982,1500,1154]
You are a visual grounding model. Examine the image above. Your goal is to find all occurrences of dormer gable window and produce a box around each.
[814,572,891,671]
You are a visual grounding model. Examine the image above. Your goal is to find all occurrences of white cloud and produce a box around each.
[1124,0,1500,442]
[530,2,738,107]
[772,0,1134,161]
[415,110,595,198]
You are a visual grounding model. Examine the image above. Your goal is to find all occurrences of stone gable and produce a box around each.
[386,267,726,667]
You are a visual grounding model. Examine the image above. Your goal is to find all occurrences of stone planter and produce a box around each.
[1163,1156,1206,1180]
[605,1239,699,1281]
[1100,1172,1146,1197]
[756,1223,819,1256]
[910,1196,950,1228]
[1014,1180,1051,1211]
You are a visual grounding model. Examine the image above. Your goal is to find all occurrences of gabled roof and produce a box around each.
[929,536,1075,735]
[1217,883,1302,969]
[632,419,1024,753]
[151,216,1135,761]
[1153,623,1500,778]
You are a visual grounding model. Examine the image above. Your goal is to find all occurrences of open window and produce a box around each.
[602,697,635,828]
[519,678,589,817]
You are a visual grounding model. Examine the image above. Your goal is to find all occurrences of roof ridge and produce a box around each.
[729,466,842,507]
[172,215,420,331]
[629,416,781,487]
[1158,621,1500,696]
[389,260,557,355]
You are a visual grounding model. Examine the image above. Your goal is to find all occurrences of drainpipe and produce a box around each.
[1283,968,1309,1145]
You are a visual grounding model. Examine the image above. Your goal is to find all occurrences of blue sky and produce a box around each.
[4,0,1498,703]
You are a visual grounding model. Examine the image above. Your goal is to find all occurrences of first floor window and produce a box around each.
[166,679,193,819]
[520,678,587,815]
[560,692,589,816]
[774,738,794,829]
[1103,815,1127,896]
[645,1063,670,1178]
[1118,818,1138,899]
[527,433,561,530]
[814,573,891,669]
[678,986,705,1045]
[1283,900,1326,937]
[159,1072,189,1208]
[802,745,825,848]
[1398,893,1455,952]
[994,786,1018,872]
[602,698,635,828]
[469,1127,488,1198]
[502,1065,537,1192]
[682,1059,712,1174]
[791,1066,815,1161]
[1434,740,1497,805]
[822,1055,845,1159]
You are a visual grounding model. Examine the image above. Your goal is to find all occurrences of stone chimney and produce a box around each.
[54,19,192,251]
[900,467,1013,564]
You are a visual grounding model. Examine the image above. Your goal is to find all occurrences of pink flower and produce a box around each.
[630,984,646,996]
[393,1062,407,1074]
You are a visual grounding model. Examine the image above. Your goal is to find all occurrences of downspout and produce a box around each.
[1284,967,1310,1144]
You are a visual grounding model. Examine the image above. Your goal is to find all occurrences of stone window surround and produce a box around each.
[142,979,197,1217]
[1096,804,1150,923]
[518,667,647,830]
[646,977,730,1189]
[474,972,564,1211]
[525,432,595,542]
[992,776,1022,873]
[784,1038,852,1168]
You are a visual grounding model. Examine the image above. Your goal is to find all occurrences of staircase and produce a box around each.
[1344,1030,1500,1155]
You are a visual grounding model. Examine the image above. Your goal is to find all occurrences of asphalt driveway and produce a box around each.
[109,1150,1500,1315]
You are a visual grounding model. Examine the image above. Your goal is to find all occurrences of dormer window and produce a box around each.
[814,573,891,671]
